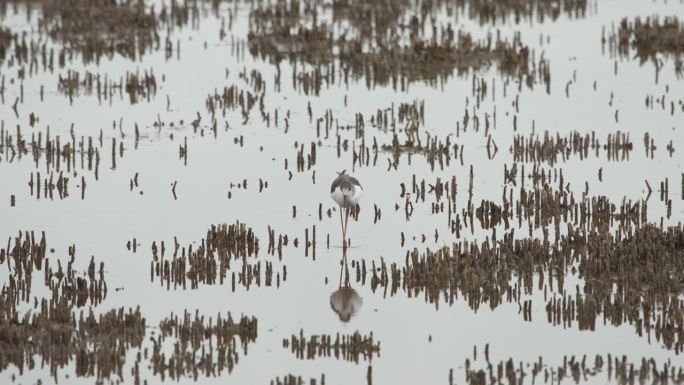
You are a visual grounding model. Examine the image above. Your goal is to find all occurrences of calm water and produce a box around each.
[1,0,683,384]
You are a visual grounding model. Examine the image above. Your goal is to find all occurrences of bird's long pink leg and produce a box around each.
[344,207,350,247]
[339,208,346,248]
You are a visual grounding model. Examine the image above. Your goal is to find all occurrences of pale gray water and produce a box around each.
[1,0,683,384]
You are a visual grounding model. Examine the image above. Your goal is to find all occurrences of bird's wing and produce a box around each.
[330,175,343,193]
[348,176,362,188]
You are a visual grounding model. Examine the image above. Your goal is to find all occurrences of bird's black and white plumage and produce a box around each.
[330,170,363,208]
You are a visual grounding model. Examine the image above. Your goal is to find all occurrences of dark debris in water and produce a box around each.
[151,310,257,380]
[283,330,380,363]
[357,224,684,352]
[149,222,285,291]
[460,345,684,385]
[248,0,552,91]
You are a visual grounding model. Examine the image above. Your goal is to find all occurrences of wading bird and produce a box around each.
[330,170,363,248]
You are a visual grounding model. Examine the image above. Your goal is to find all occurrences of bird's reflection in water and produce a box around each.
[330,249,362,322]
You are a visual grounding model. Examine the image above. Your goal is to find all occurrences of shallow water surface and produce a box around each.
[1,0,683,384]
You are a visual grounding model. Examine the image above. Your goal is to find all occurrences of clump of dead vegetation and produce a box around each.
[606,16,684,76]
[248,0,551,90]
